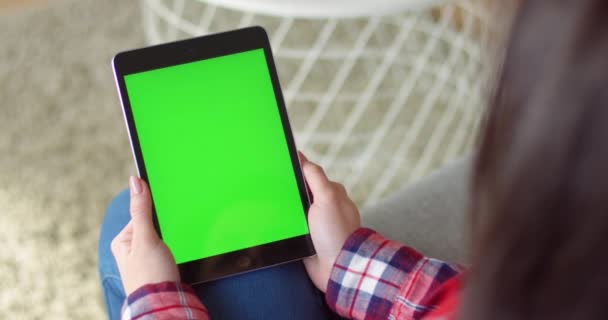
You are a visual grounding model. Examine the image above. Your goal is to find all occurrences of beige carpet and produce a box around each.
[0,0,141,317]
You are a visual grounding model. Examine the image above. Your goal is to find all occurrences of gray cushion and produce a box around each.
[361,157,470,264]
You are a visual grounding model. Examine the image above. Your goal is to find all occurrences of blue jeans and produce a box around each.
[98,189,338,320]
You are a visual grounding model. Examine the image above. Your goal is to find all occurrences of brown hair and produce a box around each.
[463,0,608,319]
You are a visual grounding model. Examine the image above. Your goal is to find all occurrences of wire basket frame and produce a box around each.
[141,0,512,207]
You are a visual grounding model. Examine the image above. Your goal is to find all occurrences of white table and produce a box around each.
[142,0,501,206]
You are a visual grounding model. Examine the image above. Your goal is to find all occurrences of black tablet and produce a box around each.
[112,26,315,284]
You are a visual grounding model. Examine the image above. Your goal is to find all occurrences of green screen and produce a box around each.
[124,48,309,264]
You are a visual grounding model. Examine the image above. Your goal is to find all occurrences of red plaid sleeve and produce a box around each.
[326,228,462,320]
[121,282,209,320]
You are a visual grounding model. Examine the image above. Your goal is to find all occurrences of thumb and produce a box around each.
[298,153,332,199]
[129,176,158,242]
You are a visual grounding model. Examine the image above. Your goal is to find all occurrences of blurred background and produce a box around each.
[0,0,512,318]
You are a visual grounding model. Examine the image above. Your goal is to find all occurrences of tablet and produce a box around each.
[112,26,315,285]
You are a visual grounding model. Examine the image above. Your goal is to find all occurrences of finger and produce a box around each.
[297,152,315,202]
[297,150,308,163]
[303,254,317,268]
[333,182,347,195]
[302,255,328,293]
[111,220,134,258]
[129,176,158,241]
[299,156,332,198]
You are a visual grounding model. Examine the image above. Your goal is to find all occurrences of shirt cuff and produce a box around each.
[121,281,209,320]
[325,228,436,319]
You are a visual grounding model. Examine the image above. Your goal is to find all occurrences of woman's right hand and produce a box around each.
[299,152,361,293]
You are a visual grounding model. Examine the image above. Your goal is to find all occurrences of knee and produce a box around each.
[106,189,130,220]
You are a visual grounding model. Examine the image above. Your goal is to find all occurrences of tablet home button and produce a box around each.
[237,256,251,269]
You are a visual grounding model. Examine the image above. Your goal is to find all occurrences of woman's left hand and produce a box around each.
[111,176,180,295]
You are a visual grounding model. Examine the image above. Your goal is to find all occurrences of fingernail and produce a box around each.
[130,176,142,194]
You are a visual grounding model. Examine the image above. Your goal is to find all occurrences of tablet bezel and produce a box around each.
[112,26,315,285]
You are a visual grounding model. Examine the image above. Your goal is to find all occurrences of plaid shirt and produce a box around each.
[121,282,209,320]
[121,228,461,320]
[326,228,462,320]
